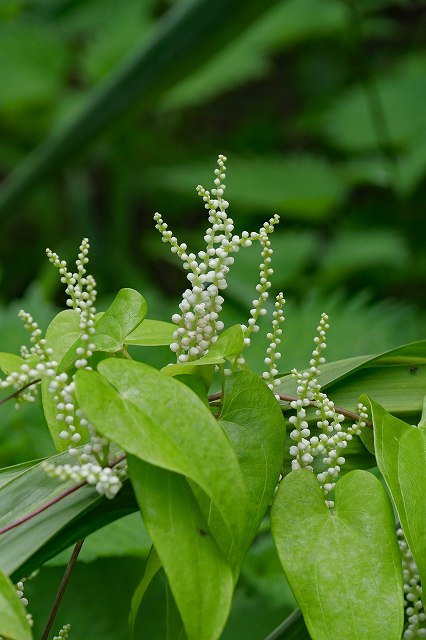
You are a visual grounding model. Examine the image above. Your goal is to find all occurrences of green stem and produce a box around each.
[207,392,372,428]
[264,608,308,640]
[41,539,84,640]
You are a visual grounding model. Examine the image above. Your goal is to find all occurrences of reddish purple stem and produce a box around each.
[0,453,126,536]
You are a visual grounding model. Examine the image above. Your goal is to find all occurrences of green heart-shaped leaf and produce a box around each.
[271,469,403,640]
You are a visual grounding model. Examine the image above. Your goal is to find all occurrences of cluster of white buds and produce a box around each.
[52,624,71,639]
[0,579,33,640]
[42,240,127,499]
[16,578,33,629]
[47,377,90,452]
[288,313,330,471]
[315,401,367,506]
[398,528,426,639]
[262,292,285,395]
[241,216,280,350]
[46,238,97,369]
[155,155,279,363]
[288,313,367,507]
[0,312,58,407]
[43,431,127,500]
[43,457,126,500]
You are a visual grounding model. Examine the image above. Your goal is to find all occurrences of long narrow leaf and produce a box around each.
[366,395,426,587]
[0,454,138,580]
[129,457,233,640]
[0,0,281,216]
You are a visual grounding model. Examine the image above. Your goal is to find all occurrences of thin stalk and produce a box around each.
[264,608,306,640]
[277,393,372,428]
[0,379,41,405]
[0,480,86,535]
[41,539,85,640]
[208,392,372,428]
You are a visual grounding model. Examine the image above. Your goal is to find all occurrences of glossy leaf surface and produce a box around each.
[0,353,27,375]
[271,469,403,640]
[75,359,247,552]
[41,310,82,448]
[278,340,426,419]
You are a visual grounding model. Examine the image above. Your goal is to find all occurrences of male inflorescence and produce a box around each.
[155,155,369,507]
[286,312,369,507]
[0,240,125,500]
[154,154,281,369]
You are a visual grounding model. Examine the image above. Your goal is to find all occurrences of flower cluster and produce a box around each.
[52,624,71,639]
[155,155,280,363]
[43,450,127,500]
[262,292,285,394]
[288,313,368,507]
[46,237,97,370]
[0,239,127,501]
[241,217,280,350]
[16,577,33,629]
[0,311,57,407]
[398,527,426,639]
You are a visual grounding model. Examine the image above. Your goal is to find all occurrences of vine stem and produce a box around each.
[0,453,126,536]
[264,608,304,640]
[0,379,41,406]
[208,392,372,428]
[41,539,85,640]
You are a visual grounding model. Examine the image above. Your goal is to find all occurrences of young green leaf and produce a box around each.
[271,469,403,640]
[365,395,426,587]
[39,308,85,374]
[75,359,247,553]
[92,288,147,352]
[126,319,175,346]
[0,569,32,640]
[0,353,27,375]
[45,310,82,364]
[129,545,162,638]
[42,310,83,448]
[129,457,233,640]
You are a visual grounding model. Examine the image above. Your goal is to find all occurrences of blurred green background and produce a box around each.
[0,0,425,636]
